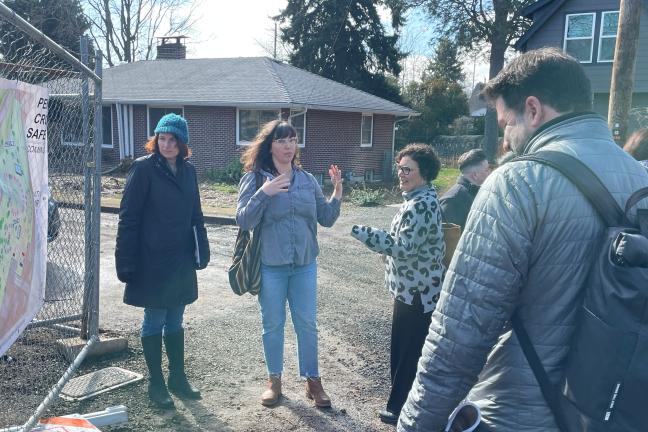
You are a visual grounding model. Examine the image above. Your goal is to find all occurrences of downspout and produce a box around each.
[392,114,412,161]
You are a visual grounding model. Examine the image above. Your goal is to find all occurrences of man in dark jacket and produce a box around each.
[439,149,490,228]
[397,48,648,431]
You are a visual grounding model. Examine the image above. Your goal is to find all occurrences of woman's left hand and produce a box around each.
[329,164,343,199]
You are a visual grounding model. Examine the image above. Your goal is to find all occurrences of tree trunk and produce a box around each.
[483,37,507,162]
[608,0,642,145]
[482,0,509,162]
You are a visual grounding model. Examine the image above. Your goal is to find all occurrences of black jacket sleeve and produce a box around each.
[115,160,150,282]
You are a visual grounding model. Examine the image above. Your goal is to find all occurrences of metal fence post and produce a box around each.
[90,48,103,339]
[80,35,94,340]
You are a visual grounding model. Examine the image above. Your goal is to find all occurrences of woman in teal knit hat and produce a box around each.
[116,113,210,410]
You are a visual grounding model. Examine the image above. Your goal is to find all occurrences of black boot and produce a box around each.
[164,329,202,400]
[141,334,175,409]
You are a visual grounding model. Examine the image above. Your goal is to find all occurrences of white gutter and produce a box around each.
[102,99,418,117]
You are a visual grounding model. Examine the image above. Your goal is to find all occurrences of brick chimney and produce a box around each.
[156,36,188,60]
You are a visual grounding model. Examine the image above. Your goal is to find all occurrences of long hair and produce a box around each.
[624,128,648,161]
[144,134,192,159]
[240,120,300,174]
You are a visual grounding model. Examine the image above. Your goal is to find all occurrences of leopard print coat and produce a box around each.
[351,185,445,313]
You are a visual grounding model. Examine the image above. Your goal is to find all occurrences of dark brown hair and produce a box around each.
[482,47,592,114]
[396,143,441,182]
[458,149,487,172]
[240,120,300,173]
[624,128,648,161]
[144,134,192,159]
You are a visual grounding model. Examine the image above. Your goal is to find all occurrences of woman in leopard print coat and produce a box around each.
[350,143,445,424]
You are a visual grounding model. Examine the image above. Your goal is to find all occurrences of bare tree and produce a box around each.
[84,0,201,66]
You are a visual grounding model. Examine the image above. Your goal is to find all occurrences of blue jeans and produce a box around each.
[258,261,318,377]
[141,305,185,337]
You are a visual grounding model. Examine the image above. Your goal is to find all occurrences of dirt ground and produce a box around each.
[2,196,406,431]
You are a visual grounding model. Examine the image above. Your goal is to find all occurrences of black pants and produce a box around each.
[386,293,432,414]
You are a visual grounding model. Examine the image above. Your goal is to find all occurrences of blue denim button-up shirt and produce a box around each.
[236,167,341,266]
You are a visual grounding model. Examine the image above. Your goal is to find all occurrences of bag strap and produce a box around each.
[511,314,570,432]
[515,150,623,227]
[624,187,648,216]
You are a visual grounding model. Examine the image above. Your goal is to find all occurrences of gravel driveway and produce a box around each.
[67,203,402,431]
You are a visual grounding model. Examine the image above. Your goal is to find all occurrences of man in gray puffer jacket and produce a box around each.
[397,47,648,432]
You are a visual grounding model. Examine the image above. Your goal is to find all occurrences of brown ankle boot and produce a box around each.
[261,375,282,406]
[305,377,331,407]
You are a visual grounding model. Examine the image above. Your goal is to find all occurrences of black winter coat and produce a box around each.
[438,176,480,228]
[115,153,210,308]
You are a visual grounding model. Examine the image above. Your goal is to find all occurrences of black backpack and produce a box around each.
[512,150,648,432]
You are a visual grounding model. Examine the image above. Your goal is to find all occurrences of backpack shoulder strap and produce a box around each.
[515,150,623,227]
[512,314,570,432]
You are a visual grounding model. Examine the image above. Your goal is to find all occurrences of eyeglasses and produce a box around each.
[395,165,412,175]
[274,137,298,146]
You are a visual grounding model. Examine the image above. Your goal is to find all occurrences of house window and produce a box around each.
[289,110,306,147]
[63,105,113,148]
[102,106,113,148]
[148,107,183,137]
[564,13,595,63]
[361,113,373,147]
[238,109,281,145]
[598,11,619,62]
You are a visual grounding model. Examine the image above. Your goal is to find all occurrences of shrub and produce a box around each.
[349,186,384,207]
[205,159,244,184]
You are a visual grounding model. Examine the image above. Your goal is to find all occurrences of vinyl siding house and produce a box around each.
[95,44,416,182]
[514,0,648,130]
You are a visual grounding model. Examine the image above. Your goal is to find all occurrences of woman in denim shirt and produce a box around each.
[236,120,342,408]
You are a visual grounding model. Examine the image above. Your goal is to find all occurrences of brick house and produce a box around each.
[514,0,648,130]
[96,38,416,182]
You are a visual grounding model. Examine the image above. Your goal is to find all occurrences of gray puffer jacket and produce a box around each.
[398,113,648,431]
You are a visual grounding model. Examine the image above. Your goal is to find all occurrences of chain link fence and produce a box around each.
[0,4,102,430]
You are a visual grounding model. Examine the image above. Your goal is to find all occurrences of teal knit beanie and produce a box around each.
[154,113,189,144]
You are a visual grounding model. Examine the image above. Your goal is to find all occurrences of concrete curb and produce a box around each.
[99,204,236,226]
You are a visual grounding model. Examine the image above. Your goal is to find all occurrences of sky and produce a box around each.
[180,1,490,88]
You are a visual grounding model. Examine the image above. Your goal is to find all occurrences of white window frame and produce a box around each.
[101,105,113,149]
[236,108,282,146]
[289,109,306,148]
[597,10,619,63]
[147,106,184,137]
[563,12,595,63]
[361,113,373,147]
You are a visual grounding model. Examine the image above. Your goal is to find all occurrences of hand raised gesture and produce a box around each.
[260,172,291,197]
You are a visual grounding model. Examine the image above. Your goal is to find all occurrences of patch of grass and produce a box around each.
[433,167,459,195]
[204,159,244,184]
[208,183,238,194]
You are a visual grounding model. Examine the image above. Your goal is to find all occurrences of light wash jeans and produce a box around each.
[258,261,319,377]
[141,305,185,337]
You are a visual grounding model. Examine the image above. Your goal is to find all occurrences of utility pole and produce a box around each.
[608,0,643,145]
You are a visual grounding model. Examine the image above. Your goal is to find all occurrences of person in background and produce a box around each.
[623,127,648,169]
[235,120,342,408]
[116,113,210,410]
[439,149,490,228]
[350,143,445,425]
[397,48,648,432]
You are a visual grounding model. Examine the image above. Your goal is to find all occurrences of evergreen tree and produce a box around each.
[0,0,89,60]
[276,0,407,103]
[423,37,464,83]
[401,78,468,144]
